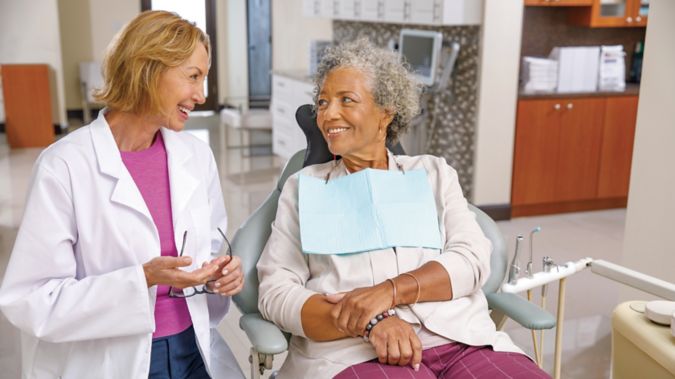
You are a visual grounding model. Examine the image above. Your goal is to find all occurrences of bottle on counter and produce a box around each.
[629,41,644,84]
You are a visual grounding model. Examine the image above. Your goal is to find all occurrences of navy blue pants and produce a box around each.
[149,326,211,379]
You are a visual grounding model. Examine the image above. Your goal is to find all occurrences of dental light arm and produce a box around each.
[590,259,675,301]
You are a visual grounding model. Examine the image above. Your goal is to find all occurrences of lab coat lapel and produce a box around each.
[161,128,199,241]
[89,111,153,222]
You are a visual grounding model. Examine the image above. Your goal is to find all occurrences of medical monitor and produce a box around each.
[398,29,443,86]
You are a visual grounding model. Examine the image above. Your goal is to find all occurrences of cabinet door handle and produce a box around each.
[636,16,642,22]
[566,103,574,110]
[553,103,561,110]
[626,16,633,23]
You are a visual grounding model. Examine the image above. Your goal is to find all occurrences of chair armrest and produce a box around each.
[486,292,556,330]
[239,313,289,355]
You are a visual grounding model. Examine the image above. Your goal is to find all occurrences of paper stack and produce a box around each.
[549,46,600,93]
[598,45,626,91]
[521,57,558,93]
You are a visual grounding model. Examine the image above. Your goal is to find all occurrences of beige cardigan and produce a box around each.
[257,152,524,378]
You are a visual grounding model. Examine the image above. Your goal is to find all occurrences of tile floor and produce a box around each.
[0,114,632,378]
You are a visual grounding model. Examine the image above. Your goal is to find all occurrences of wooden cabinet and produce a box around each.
[569,0,648,27]
[597,96,638,198]
[1,64,55,148]
[512,95,637,216]
[525,0,592,6]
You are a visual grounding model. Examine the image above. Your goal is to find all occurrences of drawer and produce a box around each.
[294,82,315,109]
[271,100,295,122]
[273,114,306,159]
[273,76,315,109]
[272,75,294,101]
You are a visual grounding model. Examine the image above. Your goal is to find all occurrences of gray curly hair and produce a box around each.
[313,38,421,143]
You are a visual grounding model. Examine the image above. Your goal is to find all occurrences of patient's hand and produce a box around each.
[328,282,394,337]
[368,317,422,371]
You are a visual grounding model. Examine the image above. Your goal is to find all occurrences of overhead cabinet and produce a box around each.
[524,0,592,6]
[569,0,648,27]
[303,0,482,25]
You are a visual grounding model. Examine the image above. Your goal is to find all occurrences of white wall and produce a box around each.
[215,2,229,106]
[472,0,524,206]
[272,0,332,73]
[88,0,139,62]
[58,0,93,110]
[0,0,67,127]
[620,0,675,299]
[222,0,249,109]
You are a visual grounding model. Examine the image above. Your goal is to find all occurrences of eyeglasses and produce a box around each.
[215,227,232,258]
[168,228,232,298]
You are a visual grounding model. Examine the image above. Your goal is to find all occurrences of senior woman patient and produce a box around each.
[257,39,550,379]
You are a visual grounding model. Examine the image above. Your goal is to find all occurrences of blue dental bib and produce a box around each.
[298,168,442,255]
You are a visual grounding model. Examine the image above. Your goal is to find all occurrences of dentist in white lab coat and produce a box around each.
[0,11,244,379]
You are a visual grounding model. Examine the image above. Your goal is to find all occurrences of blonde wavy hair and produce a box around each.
[94,10,211,116]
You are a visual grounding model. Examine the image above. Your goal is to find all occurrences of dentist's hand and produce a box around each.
[206,255,244,296]
[142,256,223,288]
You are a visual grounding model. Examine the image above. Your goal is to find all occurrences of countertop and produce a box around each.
[519,83,640,99]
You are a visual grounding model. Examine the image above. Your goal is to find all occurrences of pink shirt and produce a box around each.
[121,132,192,339]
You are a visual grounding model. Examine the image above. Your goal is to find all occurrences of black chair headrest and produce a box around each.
[294,104,406,168]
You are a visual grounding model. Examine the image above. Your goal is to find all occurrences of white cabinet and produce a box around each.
[304,0,482,25]
[337,0,357,20]
[439,0,482,25]
[358,0,383,21]
[383,0,406,23]
[271,74,315,160]
[303,0,336,17]
[320,0,335,17]
[409,0,439,25]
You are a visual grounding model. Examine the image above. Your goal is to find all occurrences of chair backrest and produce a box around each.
[231,150,305,314]
[468,204,507,294]
[231,104,508,314]
[295,104,405,166]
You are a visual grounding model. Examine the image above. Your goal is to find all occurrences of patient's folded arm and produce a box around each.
[300,294,349,341]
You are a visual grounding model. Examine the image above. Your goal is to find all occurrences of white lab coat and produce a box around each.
[0,111,244,379]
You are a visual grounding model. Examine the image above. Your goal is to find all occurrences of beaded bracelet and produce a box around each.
[362,309,397,342]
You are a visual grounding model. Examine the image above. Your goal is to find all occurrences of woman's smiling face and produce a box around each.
[156,43,209,131]
[316,67,393,160]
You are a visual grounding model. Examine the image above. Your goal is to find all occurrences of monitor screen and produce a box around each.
[399,29,443,86]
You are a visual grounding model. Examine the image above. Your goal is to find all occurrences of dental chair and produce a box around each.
[231,105,556,378]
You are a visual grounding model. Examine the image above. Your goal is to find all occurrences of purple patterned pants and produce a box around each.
[334,343,551,379]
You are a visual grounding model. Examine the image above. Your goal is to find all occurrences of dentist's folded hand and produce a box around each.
[206,255,244,296]
[142,256,222,288]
